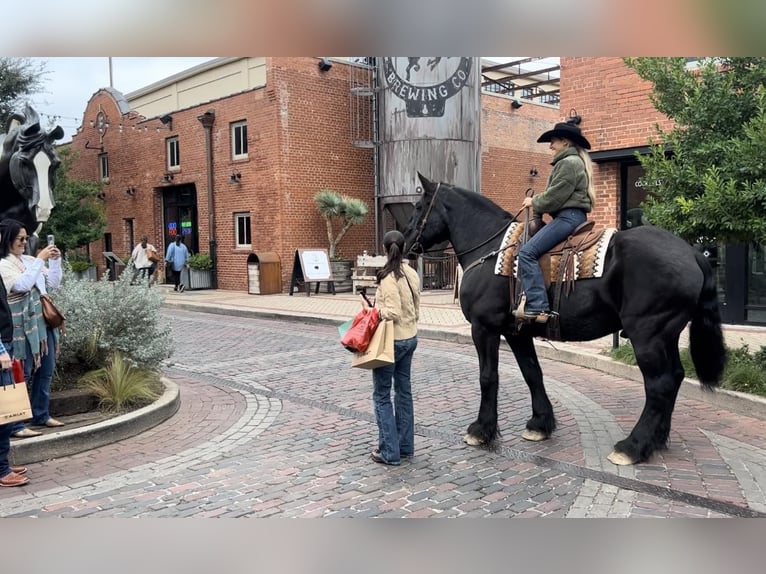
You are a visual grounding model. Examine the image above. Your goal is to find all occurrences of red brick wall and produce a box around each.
[481,93,559,214]
[559,57,675,228]
[65,59,572,292]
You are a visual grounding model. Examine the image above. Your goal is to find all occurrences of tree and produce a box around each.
[314,189,368,260]
[624,57,766,244]
[0,58,47,129]
[41,147,106,254]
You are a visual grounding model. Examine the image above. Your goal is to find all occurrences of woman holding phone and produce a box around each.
[0,219,64,438]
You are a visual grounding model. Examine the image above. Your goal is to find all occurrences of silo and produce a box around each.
[376,57,482,229]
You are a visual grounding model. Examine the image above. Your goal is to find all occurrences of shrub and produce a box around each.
[188,252,213,270]
[53,267,173,374]
[78,352,162,412]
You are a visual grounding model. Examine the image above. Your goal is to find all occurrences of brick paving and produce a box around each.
[1,288,765,518]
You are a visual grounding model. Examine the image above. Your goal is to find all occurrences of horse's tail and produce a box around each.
[689,250,726,389]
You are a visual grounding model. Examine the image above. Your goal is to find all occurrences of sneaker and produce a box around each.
[179,284,185,293]
[0,471,29,487]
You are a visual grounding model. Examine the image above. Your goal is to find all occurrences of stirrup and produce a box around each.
[515,310,552,323]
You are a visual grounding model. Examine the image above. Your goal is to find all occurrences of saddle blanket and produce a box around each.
[493,222,616,282]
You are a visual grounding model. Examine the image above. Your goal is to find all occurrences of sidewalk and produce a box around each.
[162,286,766,352]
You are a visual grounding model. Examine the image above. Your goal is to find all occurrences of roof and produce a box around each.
[481,57,560,106]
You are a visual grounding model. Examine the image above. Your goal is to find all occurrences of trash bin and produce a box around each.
[247,252,282,294]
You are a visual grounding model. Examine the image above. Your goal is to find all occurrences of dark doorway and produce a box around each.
[162,184,199,281]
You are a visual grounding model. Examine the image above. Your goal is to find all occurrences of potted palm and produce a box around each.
[314,189,368,292]
[186,252,213,290]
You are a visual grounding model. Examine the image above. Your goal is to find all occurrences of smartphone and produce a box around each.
[47,234,55,246]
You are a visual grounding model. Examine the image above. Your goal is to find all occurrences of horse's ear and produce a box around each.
[417,172,434,193]
[48,125,65,142]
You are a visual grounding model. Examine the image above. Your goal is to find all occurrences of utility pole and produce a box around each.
[108,57,113,88]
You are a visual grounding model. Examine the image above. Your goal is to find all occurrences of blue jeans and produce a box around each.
[372,336,418,465]
[518,208,587,313]
[1,346,15,478]
[10,326,56,433]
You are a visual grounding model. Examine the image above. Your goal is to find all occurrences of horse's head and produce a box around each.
[0,103,64,236]
[403,172,451,257]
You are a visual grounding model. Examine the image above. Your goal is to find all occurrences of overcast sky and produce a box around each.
[26,57,218,142]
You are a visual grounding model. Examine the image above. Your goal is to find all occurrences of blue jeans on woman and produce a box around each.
[9,326,56,433]
[517,208,587,314]
[372,335,418,465]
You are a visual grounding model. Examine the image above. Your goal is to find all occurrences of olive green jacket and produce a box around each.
[532,147,592,216]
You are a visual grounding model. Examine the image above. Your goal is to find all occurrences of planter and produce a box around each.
[72,266,97,281]
[330,260,353,293]
[183,268,213,290]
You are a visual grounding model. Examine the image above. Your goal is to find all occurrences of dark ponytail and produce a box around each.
[376,230,406,282]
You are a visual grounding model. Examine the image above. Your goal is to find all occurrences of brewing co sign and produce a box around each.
[382,57,473,118]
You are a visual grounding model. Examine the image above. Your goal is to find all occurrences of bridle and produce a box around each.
[406,182,442,257]
[407,184,534,264]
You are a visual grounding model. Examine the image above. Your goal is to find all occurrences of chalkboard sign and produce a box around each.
[289,249,335,296]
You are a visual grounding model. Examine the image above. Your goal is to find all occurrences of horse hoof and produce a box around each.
[607,450,635,466]
[521,429,547,442]
[463,433,483,446]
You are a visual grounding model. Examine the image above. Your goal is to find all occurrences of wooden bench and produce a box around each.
[351,254,387,294]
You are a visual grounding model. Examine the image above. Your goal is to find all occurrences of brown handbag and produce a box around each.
[40,293,65,328]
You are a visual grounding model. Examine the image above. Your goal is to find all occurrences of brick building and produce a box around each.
[67,57,559,292]
[559,57,764,325]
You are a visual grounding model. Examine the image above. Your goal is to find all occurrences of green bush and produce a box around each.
[54,267,173,373]
[79,352,162,412]
[188,252,213,270]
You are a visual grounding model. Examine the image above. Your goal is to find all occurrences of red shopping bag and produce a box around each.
[340,307,380,352]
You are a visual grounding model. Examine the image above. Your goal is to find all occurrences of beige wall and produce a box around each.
[127,57,267,120]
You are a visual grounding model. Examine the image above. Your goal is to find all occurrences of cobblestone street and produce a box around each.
[2,309,765,518]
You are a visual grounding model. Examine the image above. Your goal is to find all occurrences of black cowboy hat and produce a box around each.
[537,122,591,149]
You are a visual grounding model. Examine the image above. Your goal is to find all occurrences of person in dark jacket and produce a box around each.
[0,277,29,487]
[515,122,595,323]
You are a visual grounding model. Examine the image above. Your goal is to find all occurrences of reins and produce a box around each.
[460,189,535,277]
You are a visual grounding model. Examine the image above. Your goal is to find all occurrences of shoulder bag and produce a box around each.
[40,293,65,328]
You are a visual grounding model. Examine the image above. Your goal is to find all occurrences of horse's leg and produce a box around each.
[464,322,501,446]
[608,330,685,466]
[505,332,556,441]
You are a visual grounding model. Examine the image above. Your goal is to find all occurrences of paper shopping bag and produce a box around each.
[0,381,32,424]
[352,320,395,369]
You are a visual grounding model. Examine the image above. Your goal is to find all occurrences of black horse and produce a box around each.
[0,103,64,254]
[404,173,726,465]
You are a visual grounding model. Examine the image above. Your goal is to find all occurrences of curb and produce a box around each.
[10,378,181,465]
[166,299,766,421]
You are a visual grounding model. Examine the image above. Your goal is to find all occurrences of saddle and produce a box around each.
[494,218,614,337]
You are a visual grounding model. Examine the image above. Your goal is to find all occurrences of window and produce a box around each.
[235,212,251,248]
[167,136,180,169]
[99,153,109,181]
[231,121,248,159]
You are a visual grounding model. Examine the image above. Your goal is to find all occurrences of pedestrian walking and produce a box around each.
[165,236,190,292]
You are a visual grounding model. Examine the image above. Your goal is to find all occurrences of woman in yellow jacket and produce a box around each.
[363,230,420,466]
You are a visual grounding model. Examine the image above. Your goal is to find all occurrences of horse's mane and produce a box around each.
[444,183,514,221]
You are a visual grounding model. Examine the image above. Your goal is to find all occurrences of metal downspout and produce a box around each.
[197,109,217,288]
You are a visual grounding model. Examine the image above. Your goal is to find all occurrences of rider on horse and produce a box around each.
[515,122,595,323]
